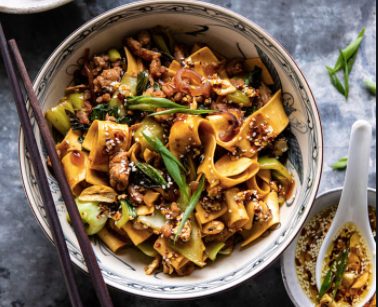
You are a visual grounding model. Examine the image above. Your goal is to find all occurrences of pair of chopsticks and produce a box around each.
[0,21,114,307]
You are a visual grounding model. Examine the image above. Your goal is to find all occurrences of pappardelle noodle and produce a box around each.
[46,27,295,276]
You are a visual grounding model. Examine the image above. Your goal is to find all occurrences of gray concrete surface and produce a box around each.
[0,0,376,306]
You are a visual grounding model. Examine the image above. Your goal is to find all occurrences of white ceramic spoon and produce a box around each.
[316,120,376,305]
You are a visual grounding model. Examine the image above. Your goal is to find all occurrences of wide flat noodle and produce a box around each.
[243,58,274,85]
[167,60,288,167]
[62,151,87,196]
[123,221,154,246]
[79,185,117,203]
[169,115,214,158]
[215,156,256,177]
[225,188,250,231]
[154,237,190,270]
[169,116,260,190]
[169,60,204,77]
[137,205,155,216]
[208,89,288,157]
[199,134,260,190]
[144,190,160,207]
[56,129,82,159]
[195,202,228,225]
[128,142,142,163]
[62,151,109,196]
[255,169,272,185]
[169,215,206,268]
[246,169,272,199]
[168,47,225,79]
[241,191,280,247]
[82,120,132,172]
[85,165,109,187]
[190,47,219,64]
[243,200,255,231]
[97,227,131,253]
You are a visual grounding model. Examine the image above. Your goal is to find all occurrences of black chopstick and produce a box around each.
[8,39,114,307]
[0,21,83,307]
[0,21,114,307]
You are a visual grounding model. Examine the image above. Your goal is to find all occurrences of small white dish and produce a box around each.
[18,0,323,300]
[316,121,376,305]
[282,188,377,307]
[0,0,72,14]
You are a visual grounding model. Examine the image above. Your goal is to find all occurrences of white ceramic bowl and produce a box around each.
[18,0,323,300]
[282,188,377,307]
[0,0,72,14]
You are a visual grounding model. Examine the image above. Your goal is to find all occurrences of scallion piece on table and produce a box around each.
[174,174,205,243]
[347,51,358,75]
[327,28,366,99]
[333,157,348,169]
[149,108,218,117]
[334,28,366,72]
[126,96,188,112]
[326,66,346,97]
[340,50,350,99]
[364,80,377,94]
[135,162,168,188]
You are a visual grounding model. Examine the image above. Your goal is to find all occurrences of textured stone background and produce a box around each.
[0,0,376,306]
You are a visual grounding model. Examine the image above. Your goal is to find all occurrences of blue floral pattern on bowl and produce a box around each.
[18,1,323,300]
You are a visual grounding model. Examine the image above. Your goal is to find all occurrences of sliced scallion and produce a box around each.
[135,162,168,188]
[142,132,188,200]
[333,157,348,170]
[126,96,188,112]
[149,108,218,117]
[174,174,205,243]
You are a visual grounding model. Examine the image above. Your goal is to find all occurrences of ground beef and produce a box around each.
[125,37,159,62]
[137,30,151,46]
[150,55,167,78]
[109,153,131,192]
[93,54,110,76]
[174,44,189,62]
[93,67,122,93]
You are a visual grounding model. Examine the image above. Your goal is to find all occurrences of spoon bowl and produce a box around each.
[316,120,376,306]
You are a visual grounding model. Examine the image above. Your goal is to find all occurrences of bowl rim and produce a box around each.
[0,0,73,14]
[17,0,324,300]
[281,187,377,307]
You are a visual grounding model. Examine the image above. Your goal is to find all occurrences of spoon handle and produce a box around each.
[316,120,374,292]
[338,120,372,222]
